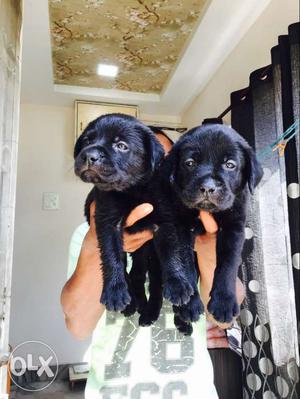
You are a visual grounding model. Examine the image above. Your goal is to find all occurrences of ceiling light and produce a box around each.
[97,63,118,77]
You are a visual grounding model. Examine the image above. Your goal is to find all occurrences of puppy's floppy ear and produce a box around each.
[163,144,179,185]
[74,119,96,158]
[169,151,177,185]
[74,134,84,158]
[145,130,165,172]
[73,119,98,159]
[240,141,263,194]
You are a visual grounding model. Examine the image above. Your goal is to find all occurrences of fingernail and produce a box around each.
[143,204,153,213]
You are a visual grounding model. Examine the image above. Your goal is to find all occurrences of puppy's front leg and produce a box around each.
[95,213,131,312]
[154,223,193,306]
[172,228,204,335]
[207,221,245,323]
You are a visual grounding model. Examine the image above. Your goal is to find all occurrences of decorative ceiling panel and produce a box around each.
[48,0,209,93]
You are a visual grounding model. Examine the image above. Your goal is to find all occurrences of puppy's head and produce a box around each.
[74,113,164,191]
[166,124,263,212]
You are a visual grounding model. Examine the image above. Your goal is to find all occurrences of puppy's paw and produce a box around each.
[139,312,155,327]
[122,299,137,317]
[174,293,204,322]
[174,315,193,336]
[101,282,131,312]
[207,291,239,324]
[163,276,193,306]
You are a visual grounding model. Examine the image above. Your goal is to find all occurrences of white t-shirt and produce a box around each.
[68,223,218,399]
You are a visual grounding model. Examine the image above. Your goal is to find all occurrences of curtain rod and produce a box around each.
[217,87,249,119]
[217,65,272,120]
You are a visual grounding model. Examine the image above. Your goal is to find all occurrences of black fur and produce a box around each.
[159,124,263,324]
[74,113,196,332]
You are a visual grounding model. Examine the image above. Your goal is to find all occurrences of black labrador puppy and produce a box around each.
[159,124,263,325]
[74,113,195,327]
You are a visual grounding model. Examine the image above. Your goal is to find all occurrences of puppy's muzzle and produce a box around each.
[199,178,220,197]
[192,178,227,210]
[75,147,112,183]
[81,148,104,166]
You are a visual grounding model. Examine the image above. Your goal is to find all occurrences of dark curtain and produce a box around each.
[288,22,300,350]
[231,22,300,399]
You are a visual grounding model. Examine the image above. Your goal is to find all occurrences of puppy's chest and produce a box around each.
[175,209,205,235]
[96,187,157,226]
[174,205,226,236]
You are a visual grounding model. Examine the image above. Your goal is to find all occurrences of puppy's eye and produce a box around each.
[185,158,196,168]
[114,141,129,152]
[82,136,90,145]
[224,160,236,169]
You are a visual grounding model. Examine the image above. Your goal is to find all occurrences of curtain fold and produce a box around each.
[230,22,300,399]
[278,35,300,332]
[289,23,300,174]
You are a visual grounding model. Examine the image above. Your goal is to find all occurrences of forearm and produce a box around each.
[61,232,105,339]
[197,251,245,321]
[197,250,216,308]
[62,202,155,339]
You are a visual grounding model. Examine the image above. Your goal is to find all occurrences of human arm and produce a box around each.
[61,202,154,340]
[195,211,245,329]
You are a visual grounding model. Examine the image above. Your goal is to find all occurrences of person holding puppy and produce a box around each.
[62,129,244,399]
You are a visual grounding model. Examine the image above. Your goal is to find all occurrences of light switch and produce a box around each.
[43,192,59,210]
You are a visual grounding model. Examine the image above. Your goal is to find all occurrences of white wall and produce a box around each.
[9,104,182,365]
[10,104,92,365]
[183,0,299,127]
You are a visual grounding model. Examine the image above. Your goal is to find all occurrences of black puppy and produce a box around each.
[160,124,263,325]
[74,113,195,327]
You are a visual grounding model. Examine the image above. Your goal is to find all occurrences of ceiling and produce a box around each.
[21,0,271,120]
[49,0,209,94]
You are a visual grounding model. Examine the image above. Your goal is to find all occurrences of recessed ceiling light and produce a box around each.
[97,63,118,77]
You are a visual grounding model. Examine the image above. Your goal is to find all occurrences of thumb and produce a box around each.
[125,203,154,227]
[199,211,218,234]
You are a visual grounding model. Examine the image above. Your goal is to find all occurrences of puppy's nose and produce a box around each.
[81,149,102,165]
[200,179,217,194]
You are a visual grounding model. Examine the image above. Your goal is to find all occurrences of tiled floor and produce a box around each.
[11,381,85,399]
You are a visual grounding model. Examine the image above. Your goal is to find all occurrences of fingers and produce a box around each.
[123,230,154,252]
[206,324,227,338]
[207,313,233,330]
[199,211,218,234]
[206,320,229,348]
[89,202,154,252]
[124,204,154,252]
[90,202,154,228]
[125,203,154,227]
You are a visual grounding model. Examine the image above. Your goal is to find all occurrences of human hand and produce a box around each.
[194,210,218,258]
[123,203,154,252]
[194,211,218,274]
[206,321,229,348]
[85,202,154,253]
